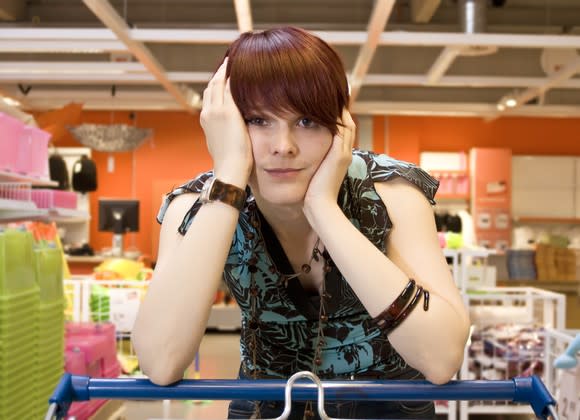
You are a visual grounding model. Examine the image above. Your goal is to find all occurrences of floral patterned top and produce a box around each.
[157,149,439,380]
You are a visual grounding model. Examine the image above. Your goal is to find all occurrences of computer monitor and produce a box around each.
[98,199,139,257]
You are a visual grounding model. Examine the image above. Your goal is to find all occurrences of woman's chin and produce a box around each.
[253,186,307,206]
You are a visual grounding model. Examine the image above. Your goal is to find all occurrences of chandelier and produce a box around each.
[68,124,153,152]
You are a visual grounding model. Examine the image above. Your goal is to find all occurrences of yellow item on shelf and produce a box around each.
[117,353,140,374]
[94,258,144,280]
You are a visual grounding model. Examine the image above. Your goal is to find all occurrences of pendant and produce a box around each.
[301,263,311,274]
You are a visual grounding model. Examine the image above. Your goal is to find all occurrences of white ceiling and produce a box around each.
[1,0,580,118]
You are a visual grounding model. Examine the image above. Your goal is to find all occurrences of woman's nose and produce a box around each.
[271,127,297,155]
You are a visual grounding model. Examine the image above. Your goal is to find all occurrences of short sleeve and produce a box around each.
[156,172,212,235]
[354,151,439,205]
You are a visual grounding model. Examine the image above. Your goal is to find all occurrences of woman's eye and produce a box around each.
[245,117,267,126]
[298,118,318,128]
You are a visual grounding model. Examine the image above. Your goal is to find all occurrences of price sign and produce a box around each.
[557,366,580,420]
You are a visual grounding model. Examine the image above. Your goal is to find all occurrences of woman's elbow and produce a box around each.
[142,363,184,386]
[423,346,465,385]
[132,334,184,386]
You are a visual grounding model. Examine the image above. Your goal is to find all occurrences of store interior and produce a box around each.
[1,1,580,419]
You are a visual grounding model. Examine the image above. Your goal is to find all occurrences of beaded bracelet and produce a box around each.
[384,286,431,335]
[373,279,416,330]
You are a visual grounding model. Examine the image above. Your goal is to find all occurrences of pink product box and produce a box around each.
[31,189,77,209]
[15,126,51,178]
[0,112,26,172]
[65,349,88,375]
[99,361,122,379]
[66,322,118,369]
[66,335,116,378]
[66,322,116,342]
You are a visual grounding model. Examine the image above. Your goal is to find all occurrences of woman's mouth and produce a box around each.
[265,168,302,179]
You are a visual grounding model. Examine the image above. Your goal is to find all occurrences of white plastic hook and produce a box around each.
[263,371,332,420]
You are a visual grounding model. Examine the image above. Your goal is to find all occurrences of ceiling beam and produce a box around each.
[4,65,580,90]
[502,55,580,110]
[426,46,463,85]
[352,101,580,118]
[3,27,580,49]
[410,0,441,23]
[15,91,580,118]
[0,0,26,20]
[0,62,147,73]
[363,74,580,89]
[234,0,253,33]
[349,0,395,102]
[0,40,126,53]
[82,0,198,112]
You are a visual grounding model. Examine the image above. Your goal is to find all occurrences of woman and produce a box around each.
[132,26,470,419]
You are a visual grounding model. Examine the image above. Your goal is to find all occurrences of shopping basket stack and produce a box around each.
[34,245,66,419]
[0,228,40,419]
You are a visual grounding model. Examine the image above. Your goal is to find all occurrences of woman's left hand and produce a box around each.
[304,108,356,209]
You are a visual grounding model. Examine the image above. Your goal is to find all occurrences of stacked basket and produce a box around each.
[0,229,39,419]
[34,245,65,419]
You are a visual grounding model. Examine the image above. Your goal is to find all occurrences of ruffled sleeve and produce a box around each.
[156,172,213,235]
[352,151,439,205]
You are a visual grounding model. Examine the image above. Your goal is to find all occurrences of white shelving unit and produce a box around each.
[0,180,89,225]
[460,287,566,420]
[0,169,57,187]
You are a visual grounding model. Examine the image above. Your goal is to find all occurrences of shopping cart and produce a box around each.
[45,371,559,420]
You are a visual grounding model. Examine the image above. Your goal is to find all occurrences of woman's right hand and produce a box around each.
[200,58,253,188]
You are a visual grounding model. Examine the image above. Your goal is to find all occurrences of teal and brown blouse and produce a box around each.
[157,149,439,380]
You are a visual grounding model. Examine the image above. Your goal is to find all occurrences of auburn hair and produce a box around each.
[225,26,349,135]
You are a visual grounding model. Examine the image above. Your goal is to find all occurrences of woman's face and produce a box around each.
[246,110,333,206]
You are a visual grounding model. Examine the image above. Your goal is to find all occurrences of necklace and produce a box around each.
[246,204,333,419]
[281,237,323,285]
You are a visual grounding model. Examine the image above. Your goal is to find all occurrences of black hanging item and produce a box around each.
[72,155,98,193]
[48,153,70,190]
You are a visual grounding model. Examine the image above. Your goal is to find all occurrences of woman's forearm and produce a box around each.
[305,202,469,384]
[132,201,240,385]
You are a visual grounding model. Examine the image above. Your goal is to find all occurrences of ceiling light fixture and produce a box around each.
[505,98,517,108]
[1,97,21,107]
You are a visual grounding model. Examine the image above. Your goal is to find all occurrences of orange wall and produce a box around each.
[374,116,580,164]
[54,111,212,260]
[55,112,580,260]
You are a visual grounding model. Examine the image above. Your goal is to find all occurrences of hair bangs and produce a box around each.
[226,27,349,135]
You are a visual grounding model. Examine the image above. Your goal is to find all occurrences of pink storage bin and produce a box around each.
[66,322,118,368]
[29,127,51,178]
[53,190,77,209]
[66,322,116,342]
[0,112,26,172]
[65,349,88,375]
[14,125,51,178]
[30,189,78,209]
[101,360,122,378]
[65,335,110,377]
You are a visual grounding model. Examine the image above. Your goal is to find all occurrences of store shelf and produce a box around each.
[0,197,89,223]
[498,279,580,294]
[0,170,57,187]
[0,197,48,221]
[48,207,90,223]
[66,255,106,264]
[513,216,580,224]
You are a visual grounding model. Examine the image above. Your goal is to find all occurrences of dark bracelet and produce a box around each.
[385,286,430,335]
[373,279,416,330]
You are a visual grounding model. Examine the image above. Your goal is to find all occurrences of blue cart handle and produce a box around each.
[46,373,557,420]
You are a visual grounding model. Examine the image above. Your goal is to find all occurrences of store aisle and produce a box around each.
[123,332,241,420]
